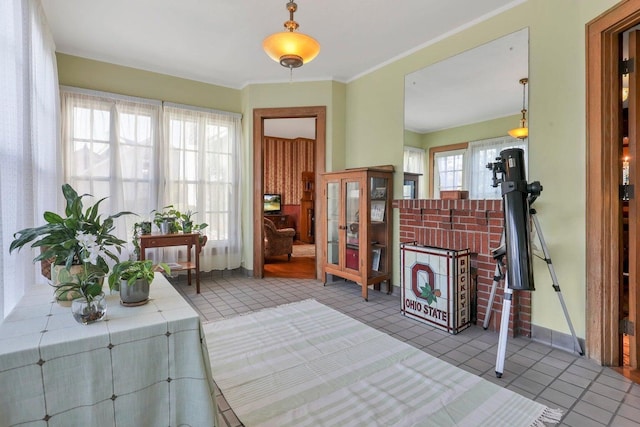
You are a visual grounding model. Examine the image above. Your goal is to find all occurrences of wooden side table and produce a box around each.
[139,233,201,293]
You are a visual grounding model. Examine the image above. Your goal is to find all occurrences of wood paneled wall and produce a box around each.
[264,137,315,206]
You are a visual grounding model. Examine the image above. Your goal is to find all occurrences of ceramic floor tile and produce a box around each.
[169,274,640,427]
[580,390,621,413]
[572,401,614,425]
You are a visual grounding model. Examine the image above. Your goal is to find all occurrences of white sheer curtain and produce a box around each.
[0,0,60,319]
[162,103,243,271]
[60,88,162,248]
[404,146,426,198]
[466,136,527,199]
[60,92,243,272]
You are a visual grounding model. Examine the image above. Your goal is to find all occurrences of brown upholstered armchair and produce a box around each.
[264,217,296,261]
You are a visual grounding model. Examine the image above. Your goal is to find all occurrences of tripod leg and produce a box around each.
[483,261,503,329]
[495,278,512,378]
[531,214,584,355]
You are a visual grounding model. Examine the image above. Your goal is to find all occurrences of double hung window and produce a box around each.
[61,89,242,270]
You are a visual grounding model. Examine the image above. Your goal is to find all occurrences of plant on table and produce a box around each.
[9,184,134,304]
[108,259,170,287]
[108,259,170,304]
[152,205,180,233]
[177,210,197,233]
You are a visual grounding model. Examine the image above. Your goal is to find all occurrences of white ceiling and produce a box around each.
[405,28,529,133]
[264,118,316,139]
[40,0,526,134]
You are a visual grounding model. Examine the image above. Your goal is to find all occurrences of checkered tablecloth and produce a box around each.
[0,275,217,426]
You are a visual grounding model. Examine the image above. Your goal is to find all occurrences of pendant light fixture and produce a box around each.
[508,78,529,139]
[263,1,320,71]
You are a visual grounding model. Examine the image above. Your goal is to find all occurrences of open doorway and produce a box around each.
[252,106,326,279]
[262,118,316,278]
[586,1,640,379]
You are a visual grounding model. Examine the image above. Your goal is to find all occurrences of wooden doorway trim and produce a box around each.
[252,106,326,278]
[586,0,640,365]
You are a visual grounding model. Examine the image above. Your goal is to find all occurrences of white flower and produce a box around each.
[76,231,97,245]
[76,231,104,265]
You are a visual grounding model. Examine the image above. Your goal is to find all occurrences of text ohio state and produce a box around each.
[404,299,448,321]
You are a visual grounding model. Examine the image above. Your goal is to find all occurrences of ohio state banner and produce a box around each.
[401,244,471,334]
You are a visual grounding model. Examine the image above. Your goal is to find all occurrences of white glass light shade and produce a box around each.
[263,31,320,67]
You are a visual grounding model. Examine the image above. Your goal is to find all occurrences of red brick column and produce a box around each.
[394,199,531,338]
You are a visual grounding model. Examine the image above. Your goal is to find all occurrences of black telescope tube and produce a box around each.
[499,148,535,291]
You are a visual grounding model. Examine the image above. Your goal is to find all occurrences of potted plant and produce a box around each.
[9,184,133,305]
[131,221,153,260]
[108,260,170,305]
[152,205,179,234]
[194,222,209,249]
[135,220,152,235]
[179,210,196,233]
[56,258,107,324]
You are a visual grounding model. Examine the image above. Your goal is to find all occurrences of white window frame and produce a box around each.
[433,149,466,198]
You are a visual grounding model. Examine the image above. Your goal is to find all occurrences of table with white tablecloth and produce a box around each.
[0,275,217,427]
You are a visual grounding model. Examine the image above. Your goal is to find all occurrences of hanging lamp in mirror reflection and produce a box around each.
[508,78,529,139]
[263,1,320,71]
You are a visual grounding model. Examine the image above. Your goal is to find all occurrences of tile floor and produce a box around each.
[170,272,640,427]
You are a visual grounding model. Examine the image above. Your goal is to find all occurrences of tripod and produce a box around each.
[483,208,584,378]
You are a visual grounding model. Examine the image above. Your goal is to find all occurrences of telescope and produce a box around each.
[487,148,542,291]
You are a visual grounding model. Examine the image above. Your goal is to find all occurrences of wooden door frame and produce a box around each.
[252,106,326,278]
[586,0,640,365]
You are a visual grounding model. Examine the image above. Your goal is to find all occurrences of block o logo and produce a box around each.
[411,263,440,305]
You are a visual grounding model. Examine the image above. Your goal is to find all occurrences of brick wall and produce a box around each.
[393,198,531,338]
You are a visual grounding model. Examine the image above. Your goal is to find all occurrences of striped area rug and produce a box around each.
[203,300,561,427]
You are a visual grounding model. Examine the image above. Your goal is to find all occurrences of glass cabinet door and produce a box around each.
[369,176,389,275]
[345,180,360,272]
[326,181,339,266]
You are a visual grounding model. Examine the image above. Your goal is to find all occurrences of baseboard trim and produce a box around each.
[531,324,585,356]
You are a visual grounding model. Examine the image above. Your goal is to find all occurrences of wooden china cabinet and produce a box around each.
[320,165,393,301]
[299,171,315,243]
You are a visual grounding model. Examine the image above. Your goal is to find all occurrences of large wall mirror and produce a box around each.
[403,28,529,200]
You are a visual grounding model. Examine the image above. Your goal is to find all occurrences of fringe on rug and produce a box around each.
[530,407,563,426]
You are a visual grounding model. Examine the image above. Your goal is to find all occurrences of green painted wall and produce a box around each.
[403,130,422,149]
[421,115,521,148]
[57,53,241,112]
[344,0,619,338]
[240,81,346,268]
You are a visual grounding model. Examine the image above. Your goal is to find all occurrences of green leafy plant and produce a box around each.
[9,184,134,273]
[131,221,153,259]
[153,206,208,235]
[179,209,208,234]
[179,210,196,222]
[178,210,196,232]
[56,263,105,302]
[108,259,170,291]
[152,205,180,233]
